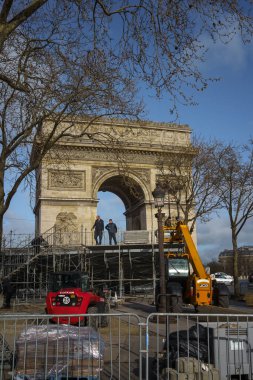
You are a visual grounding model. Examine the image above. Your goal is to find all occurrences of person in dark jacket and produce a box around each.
[92,215,104,245]
[31,235,49,253]
[105,219,118,245]
[1,278,15,308]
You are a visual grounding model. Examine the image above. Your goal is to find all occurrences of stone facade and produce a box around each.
[34,118,192,244]
[219,246,253,276]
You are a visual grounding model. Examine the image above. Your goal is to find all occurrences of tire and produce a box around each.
[87,306,98,329]
[218,295,229,308]
[213,283,230,308]
[100,302,110,328]
[78,316,86,327]
[170,295,183,313]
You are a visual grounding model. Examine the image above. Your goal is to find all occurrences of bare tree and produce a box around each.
[205,260,224,275]
[1,2,252,107]
[0,34,140,247]
[1,0,253,249]
[157,138,221,233]
[211,142,253,296]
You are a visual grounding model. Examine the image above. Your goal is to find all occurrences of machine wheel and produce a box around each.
[87,306,98,329]
[100,302,110,328]
[78,316,86,327]
[171,295,183,313]
[218,295,229,308]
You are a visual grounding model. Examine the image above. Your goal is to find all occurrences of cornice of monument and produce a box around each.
[52,143,195,156]
[43,116,191,152]
[46,115,191,133]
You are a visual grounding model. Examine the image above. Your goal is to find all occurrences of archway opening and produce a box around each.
[97,191,126,231]
[97,174,146,230]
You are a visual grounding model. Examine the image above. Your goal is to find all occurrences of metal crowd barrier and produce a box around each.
[146,313,253,380]
[0,313,143,380]
[1,312,253,379]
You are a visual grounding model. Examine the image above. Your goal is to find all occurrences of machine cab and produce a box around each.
[48,271,90,292]
[168,257,190,279]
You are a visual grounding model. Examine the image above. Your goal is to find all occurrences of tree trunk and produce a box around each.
[0,162,5,255]
[232,228,239,297]
[0,212,3,251]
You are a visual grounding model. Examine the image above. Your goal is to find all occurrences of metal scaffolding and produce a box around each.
[0,239,160,303]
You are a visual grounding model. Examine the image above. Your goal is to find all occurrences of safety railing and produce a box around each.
[41,229,156,247]
[2,229,157,249]
[1,312,253,379]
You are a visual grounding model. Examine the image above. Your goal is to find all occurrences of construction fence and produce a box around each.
[1,312,253,379]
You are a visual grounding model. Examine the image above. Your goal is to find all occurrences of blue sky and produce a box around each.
[4,32,253,262]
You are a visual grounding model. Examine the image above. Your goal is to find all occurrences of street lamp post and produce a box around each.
[152,183,166,313]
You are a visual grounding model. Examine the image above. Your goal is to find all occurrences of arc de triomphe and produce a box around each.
[34,119,191,244]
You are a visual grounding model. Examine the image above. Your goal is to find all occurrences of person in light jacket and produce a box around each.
[105,219,118,245]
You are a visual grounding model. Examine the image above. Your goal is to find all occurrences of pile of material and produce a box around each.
[15,324,104,379]
[160,358,220,380]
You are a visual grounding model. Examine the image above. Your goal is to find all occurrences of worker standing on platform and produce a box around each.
[105,219,118,245]
[1,278,15,309]
[92,215,104,245]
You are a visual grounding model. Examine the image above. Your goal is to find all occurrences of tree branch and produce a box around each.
[0,0,13,22]
[0,0,47,49]
[0,73,28,92]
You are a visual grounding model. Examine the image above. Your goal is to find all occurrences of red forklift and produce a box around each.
[45,271,109,328]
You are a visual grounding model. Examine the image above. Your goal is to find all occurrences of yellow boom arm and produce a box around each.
[178,224,208,279]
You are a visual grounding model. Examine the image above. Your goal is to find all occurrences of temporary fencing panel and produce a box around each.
[146,313,253,380]
[0,313,143,380]
[1,312,253,379]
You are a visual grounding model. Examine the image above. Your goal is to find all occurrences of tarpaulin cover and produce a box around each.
[15,324,104,379]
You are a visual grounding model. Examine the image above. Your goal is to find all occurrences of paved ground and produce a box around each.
[1,291,253,315]
[1,294,253,380]
[118,297,253,315]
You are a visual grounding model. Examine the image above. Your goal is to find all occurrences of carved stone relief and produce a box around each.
[92,167,113,184]
[52,147,165,165]
[91,166,151,189]
[48,170,86,190]
[54,212,80,245]
[131,169,150,186]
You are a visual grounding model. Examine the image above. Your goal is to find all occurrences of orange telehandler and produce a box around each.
[158,221,230,312]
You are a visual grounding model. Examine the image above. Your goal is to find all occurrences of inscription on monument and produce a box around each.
[59,120,190,147]
[48,170,86,190]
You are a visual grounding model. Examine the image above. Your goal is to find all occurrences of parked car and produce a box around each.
[211,272,234,286]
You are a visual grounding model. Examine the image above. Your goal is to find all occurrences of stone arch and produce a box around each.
[35,118,192,242]
[92,169,151,203]
[93,170,151,230]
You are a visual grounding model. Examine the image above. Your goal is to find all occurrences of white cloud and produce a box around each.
[199,26,253,74]
[197,214,253,263]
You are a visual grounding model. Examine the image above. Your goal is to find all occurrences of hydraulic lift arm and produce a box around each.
[178,224,208,279]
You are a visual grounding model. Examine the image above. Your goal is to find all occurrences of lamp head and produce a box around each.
[152,183,165,208]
